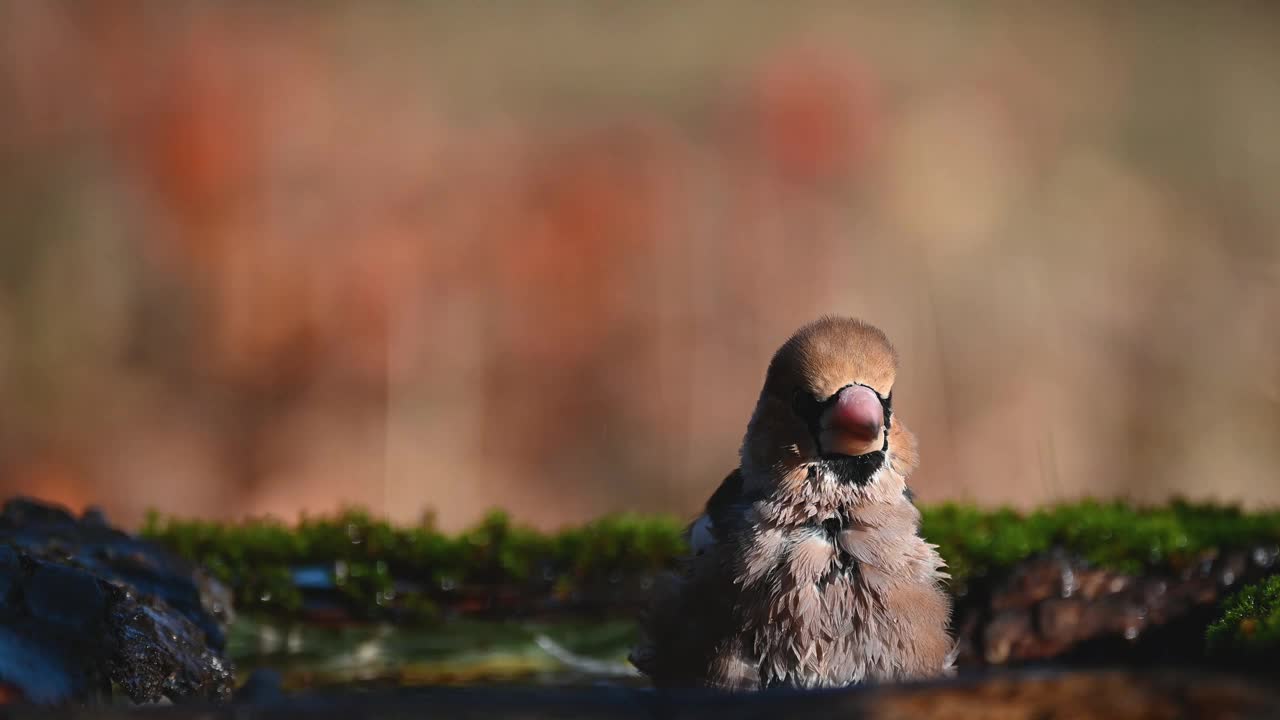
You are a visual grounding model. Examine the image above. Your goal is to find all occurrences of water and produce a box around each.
[227,616,644,690]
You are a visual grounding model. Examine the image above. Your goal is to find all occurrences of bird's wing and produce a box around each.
[633,468,763,689]
[689,468,747,554]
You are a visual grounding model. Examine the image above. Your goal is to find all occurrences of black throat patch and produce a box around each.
[816,450,887,486]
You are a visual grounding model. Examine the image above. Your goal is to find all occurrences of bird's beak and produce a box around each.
[818,384,885,456]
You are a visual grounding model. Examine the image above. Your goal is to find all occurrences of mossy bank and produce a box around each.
[141,500,1280,626]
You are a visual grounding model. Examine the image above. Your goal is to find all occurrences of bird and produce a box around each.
[630,316,954,691]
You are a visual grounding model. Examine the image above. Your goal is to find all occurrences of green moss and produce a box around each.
[141,507,690,621]
[921,499,1280,590]
[1207,575,1280,657]
[141,500,1280,621]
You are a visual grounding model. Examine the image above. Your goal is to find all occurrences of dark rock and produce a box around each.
[1036,597,1086,643]
[0,545,21,603]
[0,498,235,706]
[0,497,79,527]
[981,610,1032,664]
[81,506,111,527]
[0,496,233,650]
[108,592,233,704]
[0,625,83,704]
[25,564,109,633]
[954,546,1279,668]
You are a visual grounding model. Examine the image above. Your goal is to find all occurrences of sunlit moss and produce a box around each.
[920,499,1280,591]
[141,500,1280,620]
[1207,575,1280,657]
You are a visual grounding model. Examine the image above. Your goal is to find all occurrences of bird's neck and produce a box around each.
[746,458,911,530]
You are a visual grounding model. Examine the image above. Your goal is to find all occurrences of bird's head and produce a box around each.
[740,316,915,493]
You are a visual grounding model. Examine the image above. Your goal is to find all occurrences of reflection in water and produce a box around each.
[229,617,642,689]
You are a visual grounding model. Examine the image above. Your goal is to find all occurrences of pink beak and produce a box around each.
[819,385,884,455]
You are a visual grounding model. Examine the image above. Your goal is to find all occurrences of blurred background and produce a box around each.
[1,3,1277,532]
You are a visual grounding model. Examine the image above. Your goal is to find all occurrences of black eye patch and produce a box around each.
[791,388,827,440]
[791,384,893,436]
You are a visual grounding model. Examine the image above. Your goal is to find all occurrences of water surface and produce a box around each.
[228,616,643,690]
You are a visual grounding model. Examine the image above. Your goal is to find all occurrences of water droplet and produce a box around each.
[1253,546,1278,568]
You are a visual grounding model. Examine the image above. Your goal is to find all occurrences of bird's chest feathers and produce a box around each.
[738,500,890,589]
[737,519,863,649]
[735,506,926,686]
[740,515,866,605]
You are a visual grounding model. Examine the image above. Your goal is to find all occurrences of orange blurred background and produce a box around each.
[1,3,1278,530]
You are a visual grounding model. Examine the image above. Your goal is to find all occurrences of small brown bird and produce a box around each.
[630,316,954,691]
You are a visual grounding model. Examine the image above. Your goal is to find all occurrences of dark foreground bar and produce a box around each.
[3,669,1278,720]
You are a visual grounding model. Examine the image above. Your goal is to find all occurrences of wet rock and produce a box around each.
[109,591,233,703]
[955,546,1279,668]
[0,498,235,705]
[981,610,1032,664]
[0,625,81,704]
[1036,597,1087,643]
[0,497,233,649]
[26,563,109,633]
